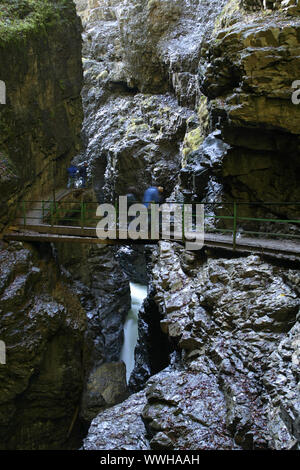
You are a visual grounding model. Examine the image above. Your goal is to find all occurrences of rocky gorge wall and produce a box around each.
[0,241,86,449]
[54,239,131,424]
[84,244,300,450]
[0,0,88,450]
[0,0,83,232]
[78,0,300,450]
[74,0,229,201]
[181,0,300,226]
[0,0,133,448]
[0,0,299,452]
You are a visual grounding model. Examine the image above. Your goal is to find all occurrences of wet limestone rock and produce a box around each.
[186,3,300,221]
[54,236,131,424]
[83,245,299,450]
[76,0,227,98]
[0,242,86,450]
[263,313,300,448]
[177,1,300,230]
[74,0,229,200]
[81,362,128,422]
[83,390,150,450]
[142,368,237,450]
[138,243,299,449]
[79,1,300,451]
[0,0,83,231]
[55,241,130,367]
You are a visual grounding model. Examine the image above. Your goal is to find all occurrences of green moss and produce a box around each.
[182,127,204,163]
[126,118,150,137]
[59,79,66,91]
[198,96,209,131]
[213,0,241,33]
[147,0,158,10]
[0,0,74,46]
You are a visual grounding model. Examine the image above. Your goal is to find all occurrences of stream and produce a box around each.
[120,283,148,383]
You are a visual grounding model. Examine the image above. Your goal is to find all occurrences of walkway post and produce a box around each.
[52,159,56,206]
[115,200,118,238]
[233,202,237,250]
[182,204,185,242]
[80,200,85,229]
[50,202,54,227]
[22,201,26,226]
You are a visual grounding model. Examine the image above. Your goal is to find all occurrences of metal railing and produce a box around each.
[17,199,99,229]
[15,200,300,248]
[199,201,300,249]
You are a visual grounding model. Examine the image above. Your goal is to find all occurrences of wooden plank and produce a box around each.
[4,232,158,245]
[14,224,98,237]
[203,233,300,255]
[4,232,115,245]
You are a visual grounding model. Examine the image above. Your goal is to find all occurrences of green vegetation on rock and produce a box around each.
[182,126,204,162]
[0,0,74,44]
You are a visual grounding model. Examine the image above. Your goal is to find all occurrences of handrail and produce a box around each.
[14,200,300,249]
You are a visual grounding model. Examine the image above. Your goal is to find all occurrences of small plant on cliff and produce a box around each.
[0,0,73,45]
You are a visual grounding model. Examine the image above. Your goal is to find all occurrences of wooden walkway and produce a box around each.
[4,222,300,260]
[3,194,300,260]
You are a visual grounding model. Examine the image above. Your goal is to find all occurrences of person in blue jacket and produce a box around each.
[143,186,164,208]
[67,164,78,188]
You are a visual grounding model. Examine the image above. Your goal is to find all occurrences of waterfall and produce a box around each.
[120,282,147,383]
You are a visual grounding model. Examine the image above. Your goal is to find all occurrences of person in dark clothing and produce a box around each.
[126,186,138,207]
[143,186,164,208]
[79,162,88,188]
[126,186,138,223]
[143,186,164,236]
[67,164,78,189]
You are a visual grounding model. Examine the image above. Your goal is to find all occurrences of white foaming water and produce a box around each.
[120,282,148,383]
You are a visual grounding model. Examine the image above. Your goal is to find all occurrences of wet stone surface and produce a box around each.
[84,243,300,450]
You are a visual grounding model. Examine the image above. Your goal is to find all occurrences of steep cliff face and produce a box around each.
[55,240,131,423]
[146,244,299,449]
[81,0,300,451]
[74,0,228,201]
[0,0,87,450]
[0,241,86,450]
[181,0,300,225]
[0,0,83,231]
[84,244,300,450]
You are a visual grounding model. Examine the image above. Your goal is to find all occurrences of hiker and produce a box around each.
[143,186,164,236]
[143,186,164,208]
[126,186,138,208]
[79,162,88,188]
[126,186,138,223]
[67,164,78,189]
